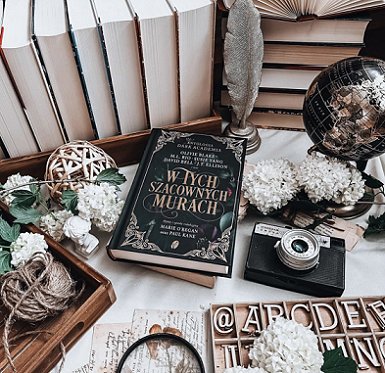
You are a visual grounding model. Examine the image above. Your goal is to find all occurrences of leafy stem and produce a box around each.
[0,178,89,198]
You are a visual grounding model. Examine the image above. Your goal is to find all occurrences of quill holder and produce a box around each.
[223,0,264,154]
[225,115,261,154]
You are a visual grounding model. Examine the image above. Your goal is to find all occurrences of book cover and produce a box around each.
[108,129,247,277]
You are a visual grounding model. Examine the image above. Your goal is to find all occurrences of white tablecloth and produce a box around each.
[60,128,385,372]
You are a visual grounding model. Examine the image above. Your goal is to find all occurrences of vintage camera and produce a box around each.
[244,222,345,297]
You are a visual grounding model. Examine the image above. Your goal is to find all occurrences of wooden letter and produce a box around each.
[367,300,385,330]
[312,303,338,331]
[351,337,381,369]
[241,305,262,333]
[290,303,313,328]
[379,337,385,359]
[341,301,367,329]
[322,338,349,357]
[222,344,239,368]
[264,304,284,324]
[214,307,235,335]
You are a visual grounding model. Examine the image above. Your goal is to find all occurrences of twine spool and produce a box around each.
[45,141,116,200]
[1,252,82,372]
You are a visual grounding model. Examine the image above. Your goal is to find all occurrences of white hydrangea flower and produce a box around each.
[249,317,323,373]
[242,159,300,215]
[39,210,74,242]
[298,154,365,205]
[225,367,268,373]
[77,183,124,232]
[10,232,48,268]
[1,173,34,206]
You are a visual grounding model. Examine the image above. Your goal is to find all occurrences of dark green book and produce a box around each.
[108,129,247,277]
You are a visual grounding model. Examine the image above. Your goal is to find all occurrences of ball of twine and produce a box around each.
[45,140,116,200]
[1,252,83,372]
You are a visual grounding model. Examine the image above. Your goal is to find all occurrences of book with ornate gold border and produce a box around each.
[107,129,246,277]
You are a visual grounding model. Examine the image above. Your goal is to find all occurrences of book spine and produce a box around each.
[0,136,9,158]
[63,0,99,139]
[128,2,151,129]
[0,27,41,152]
[90,0,122,135]
[167,1,182,124]
[107,128,161,253]
[253,108,303,115]
[31,0,68,143]
[264,40,365,47]
[222,84,308,95]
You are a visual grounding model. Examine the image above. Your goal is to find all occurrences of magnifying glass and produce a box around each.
[116,332,205,373]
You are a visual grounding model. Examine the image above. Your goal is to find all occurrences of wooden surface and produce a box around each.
[0,115,222,183]
[0,201,116,373]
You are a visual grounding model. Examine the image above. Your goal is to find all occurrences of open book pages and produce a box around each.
[223,0,385,19]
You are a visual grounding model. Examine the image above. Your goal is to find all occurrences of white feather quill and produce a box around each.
[224,0,264,128]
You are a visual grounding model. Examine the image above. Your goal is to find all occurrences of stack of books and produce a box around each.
[0,0,216,159]
[219,0,385,130]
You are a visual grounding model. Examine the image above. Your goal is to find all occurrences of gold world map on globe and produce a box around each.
[303,57,385,161]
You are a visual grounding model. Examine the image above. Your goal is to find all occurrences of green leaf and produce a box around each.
[10,190,38,208]
[219,212,233,232]
[362,172,384,189]
[0,251,12,275]
[29,183,39,195]
[322,347,357,373]
[9,205,42,225]
[96,168,126,186]
[364,213,385,237]
[61,190,78,214]
[0,215,20,242]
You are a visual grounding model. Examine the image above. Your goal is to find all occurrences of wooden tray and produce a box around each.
[210,297,385,372]
[0,201,116,373]
[0,114,222,182]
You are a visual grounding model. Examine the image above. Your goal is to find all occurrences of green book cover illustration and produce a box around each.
[108,129,246,277]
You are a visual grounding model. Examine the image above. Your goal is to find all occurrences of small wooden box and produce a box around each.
[0,115,222,371]
[0,201,116,373]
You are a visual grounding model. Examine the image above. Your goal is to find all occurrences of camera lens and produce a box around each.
[291,239,309,254]
[276,230,320,271]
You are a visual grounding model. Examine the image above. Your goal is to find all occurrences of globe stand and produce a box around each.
[323,191,374,220]
[224,122,261,155]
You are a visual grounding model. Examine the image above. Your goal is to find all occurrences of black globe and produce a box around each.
[303,57,385,161]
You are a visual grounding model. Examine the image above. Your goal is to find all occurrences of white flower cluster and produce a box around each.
[242,159,300,215]
[298,154,365,205]
[77,183,124,232]
[40,210,74,242]
[1,173,34,206]
[10,232,48,268]
[249,317,323,373]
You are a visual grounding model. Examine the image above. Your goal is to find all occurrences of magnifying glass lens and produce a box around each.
[117,333,205,373]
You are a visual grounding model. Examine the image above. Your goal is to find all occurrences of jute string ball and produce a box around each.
[45,141,116,200]
[0,252,82,372]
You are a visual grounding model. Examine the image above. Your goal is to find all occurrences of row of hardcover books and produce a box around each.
[219,2,385,130]
[0,0,215,159]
